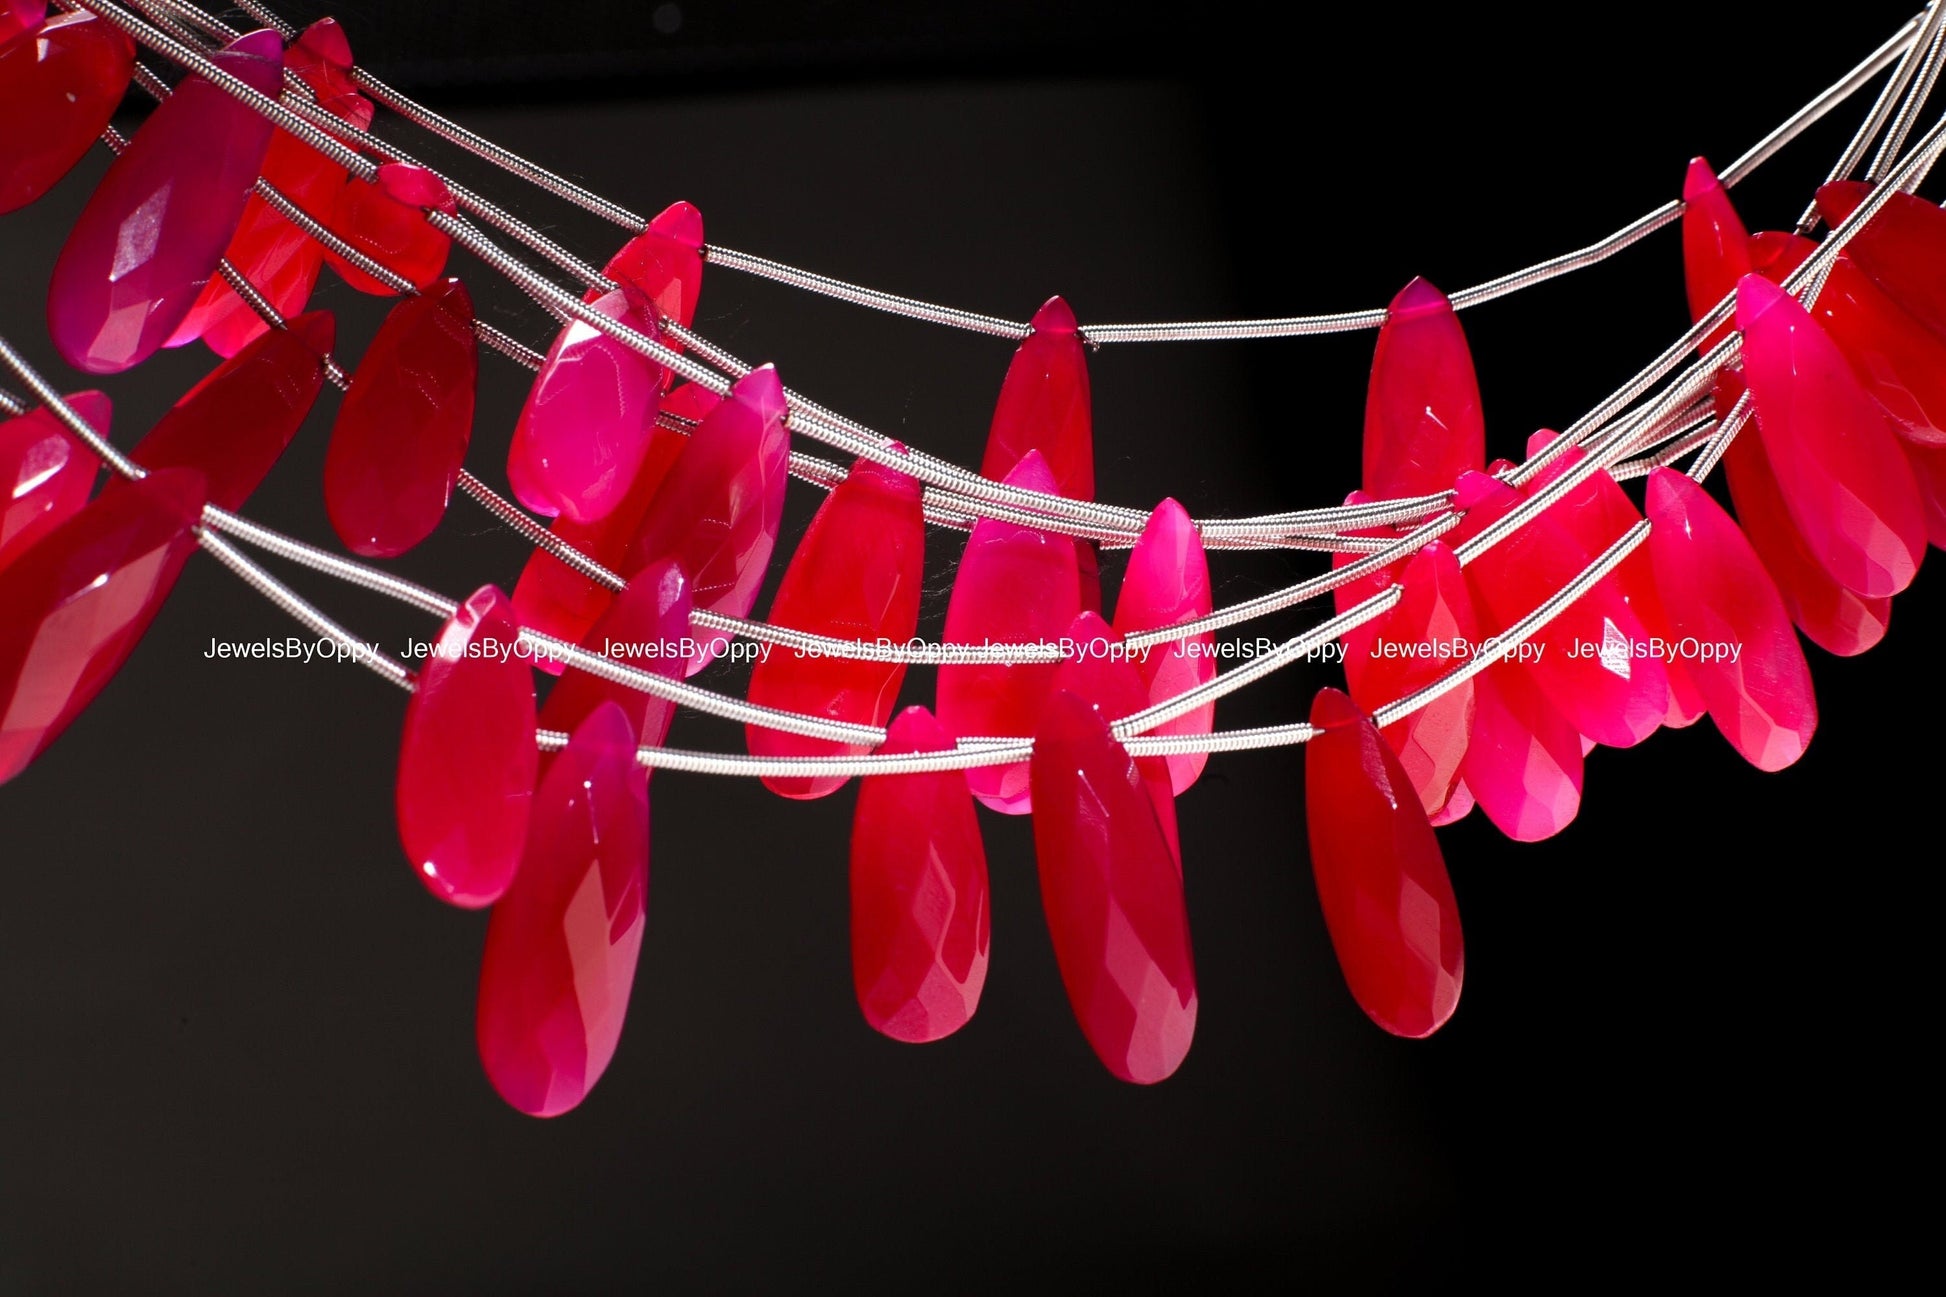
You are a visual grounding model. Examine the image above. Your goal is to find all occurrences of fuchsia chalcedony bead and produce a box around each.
[326,164,456,296]
[47,29,284,374]
[1736,273,1926,599]
[0,469,207,784]
[850,706,991,1044]
[1904,438,1946,550]
[395,586,538,908]
[1362,278,1485,502]
[1463,653,1583,843]
[1111,498,1215,794]
[1031,688,1196,1084]
[0,12,134,216]
[325,280,478,557]
[937,450,1080,814]
[1050,611,1181,864]
[1646,469,1817,771]
[0,1,44,46]
[477,702,648,1118]
[0,394,107,574]
[1306,688,1464,1038]
[596,201,706,336]
[1815,255,1946,447]
[1331,489,1400,701]
[1816,180,1946,340]
[1680,157,1749,352]
[538,557,690,764]
[746,452,925,799]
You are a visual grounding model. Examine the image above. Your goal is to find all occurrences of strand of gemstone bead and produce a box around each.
[1797,0,1944,232]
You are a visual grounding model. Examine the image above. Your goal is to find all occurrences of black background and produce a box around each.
[0,2,1934,1290]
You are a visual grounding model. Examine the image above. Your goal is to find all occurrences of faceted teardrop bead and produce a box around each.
[47,29,284,374]
[538,558,690,764]
[1347,541,1477,819]
[508,287,666,523]
[1815,180,1946,339]
[1031,688,1196,1084]
[1736,273,1925,598]
[1305,688,1464,1038]
[596,201,705,336]
[1430,779,1474,827]
[1452,470,1668,748]
[1645,469,1816,771]
[0,468,206,784]
[1462,655,1582,842]
[746,453,925,799]
[284,18,369,130]
[0,2,44,47]
[1110,498,1215,793]
[1747,229,1817,284]
[0,393,107,573]
[0,12,134,215]
[850,706,990,1043]
[123,311,332,510]
[395,586,538,908]
[477,702,648,1118]
[325,280,477,557]
[1903,437,1946,550]
[937,451,1080,814]
[1681,157,1750,352]
[1050,611,1181,865]
[1362,278,1484,502]
[1331,489,1401,700]
[1813,254,1946,447]
[624,366,790,674]
[325,164,455,296]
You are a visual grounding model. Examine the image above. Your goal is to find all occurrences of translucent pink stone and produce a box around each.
[46,29,284,374]
[1903,437,1946,550]
[1815,180,1946,340]
[624,366,790,674]
[936,450,1080,814]
[1736,273,1926,598]
[477,702,648,1118]
[1331,489,1400,700]
[1681,157,1750,353]
[1814,254,1946,447]
[1030,688,1196,1084]
[1462,655,1582,842]
[1050,611,1181,865]
[0,468,206,784]
[284,18,369,130]
[509,287,666,523]
[538,558,691,761]
[981,296,1093,500]
[1362,278,1484,502]
[850,706,990,1043]
[1110,498,1214,793]
[1305,688,1463,1038]
[1645,469,1816,771]
[0,12,134,216]
[746,452,925,799]
[1452,470,1668,748]
[0,1,45,47]
[1429,780,1474,827]
[325,280,477,557]
[326,164,455,296]
[597,201,705,336]
[395,586,538,908]
[0,393,107,573]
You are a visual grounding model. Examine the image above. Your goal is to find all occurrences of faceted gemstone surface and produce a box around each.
[538,557,690,762]
[1904,437,1946,551]
[1305,687,1464,1038]
[0,2,44,47]
[395,586,538,908]
[1645,469,1816,771]
[509,287,666,523]
[1050,611,1181,865]
[1362,278,1484,502]
[1331,489,1402,700]
[746,453,925,799]
[1031,688,1196,1084]
[1815,254,1946,447]
[1737,273,1925,598]
[1462,655,1582,842]
[937,451,1080,814]
[477,702,648,1118]
[284,18,369,129]
[0,12,134,215]
[597,201,705,334]
[624,366,790,673]
[0,468,206,784]
[325,280,477,557]
[1111,498,1215,794]
[326,164,455,295]
[981,296,1093,499]
[47,29,285,373]
[1681,157,1750,352]
[850,706,990,1043]
[0,393,107,573]
[1816,180,1946,340]
[123,311,332,510]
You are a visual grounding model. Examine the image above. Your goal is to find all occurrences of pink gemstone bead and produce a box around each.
[325,280,477,557]
[1305,687,1464,1038]
[1362,278,1484,502]
[0,12,134,215]
[1903,437,1946,550]
[1681,157,1750,353]
[1331,489,1400,700]
[1111,498,1215,794]
[1737,273,1926,598]
[0,393,107,573]
[0,1,44,47]
[936,450,1080,814]
[850,706,991,1043]
[539,557,691,764]
[284,18,369,129]
[477,702,648,1118]
[1462,654,1582,842]
[46,29,284,374]
[1815,253,1946,447]
[326,164,455,296]
[746,452,925,799]
[596,201,705,336]
[1031,688,1196,1084]
[624,366,790,673]
[0,468,206,784]
[1816,180,1946,340]
[1430,779,1474,827]
[1050,610,1181,864]
[395,586,538,908]
[1646,469,1817,771]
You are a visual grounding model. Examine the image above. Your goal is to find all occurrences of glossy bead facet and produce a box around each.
[1111,498,1215,794]
[1814,254,1946,448]
[1362,278,1484,502]
[0,12,134,216]
[1305,688,1464,1037]
[1462,655,1583,842]
[325,163,455,295]
[850,706,990,1044]
[395,586,538,908]
[597,200,705,335]
[1050,610,1181,863]
[1904,437,1946,551]
[538,557,690,761]
[1815,180,1946,340]
[981,296,1093,500]
[1031,688,1196,1084]
[0,393,107,573]
[477,702,648,1118]
[0,1,45,47]
[746,453,925,799]
[47,29,284,374]
[1681,157,1749,352]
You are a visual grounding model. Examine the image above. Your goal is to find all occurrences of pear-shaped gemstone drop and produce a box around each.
[1362,278,1484,502]
[0,12,134,216]
[0,393,108,573]
[1110,498,1215,794]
